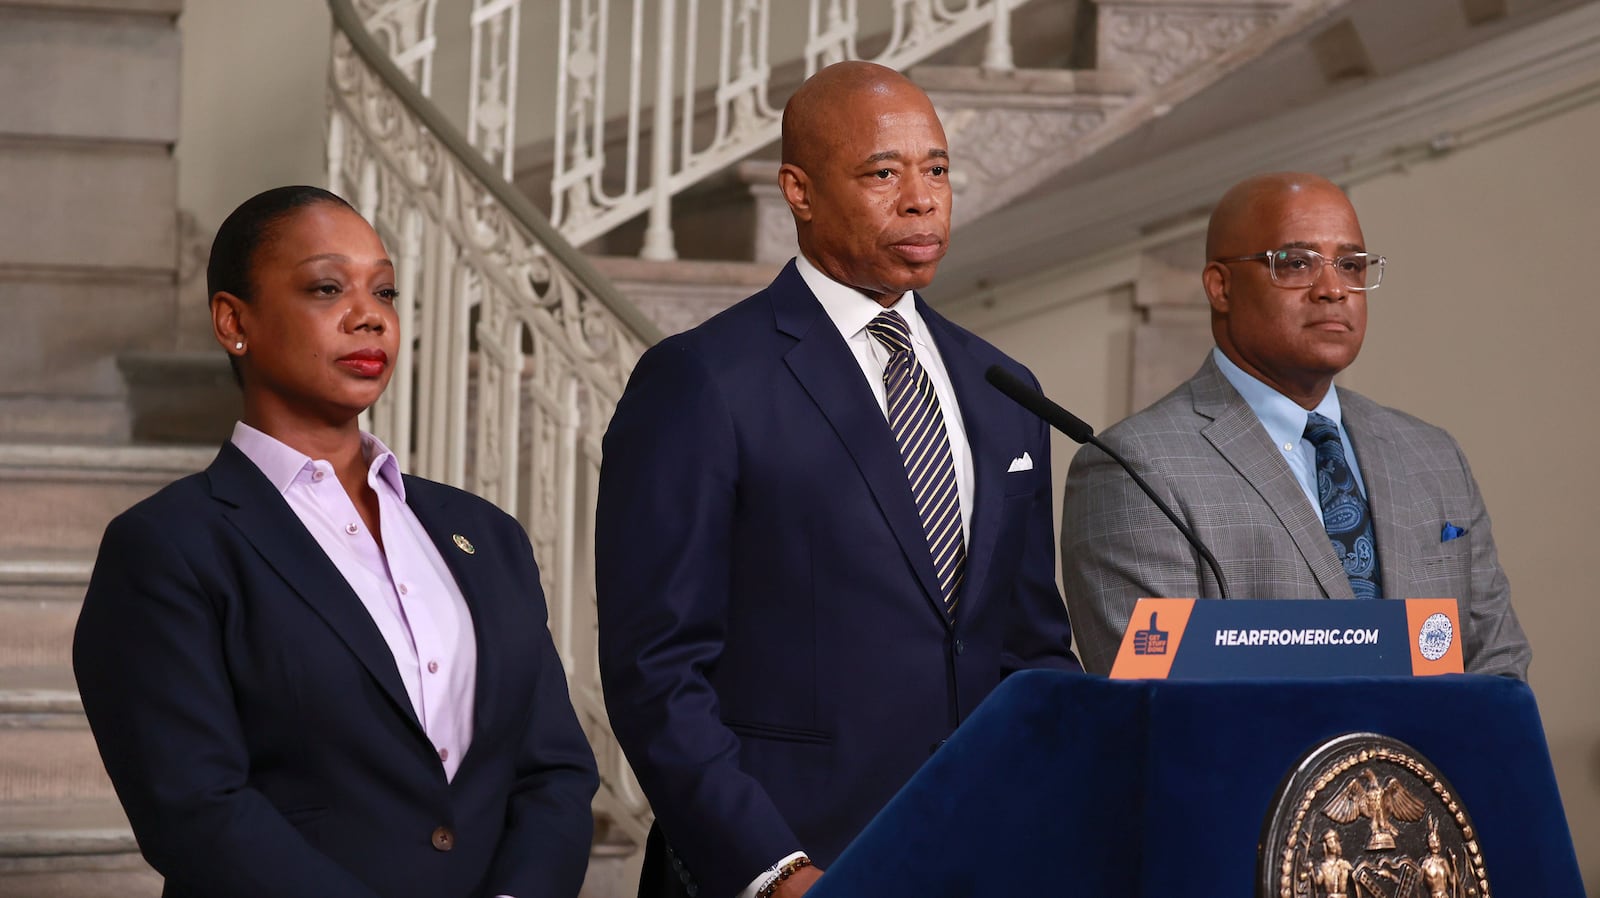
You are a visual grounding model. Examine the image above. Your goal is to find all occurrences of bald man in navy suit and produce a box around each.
[596,62,1078,898]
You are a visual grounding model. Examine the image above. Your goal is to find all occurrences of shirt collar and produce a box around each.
[230,421,406,500]
[1211,347,1344,446]
[795,254,928,348]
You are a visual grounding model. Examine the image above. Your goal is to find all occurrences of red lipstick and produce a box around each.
[337,348,389,377]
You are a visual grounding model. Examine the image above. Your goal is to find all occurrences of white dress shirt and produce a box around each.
[796,254,975,542]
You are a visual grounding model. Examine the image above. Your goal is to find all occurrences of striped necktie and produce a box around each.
[866,310,965,619]
[1304,412,1382,599]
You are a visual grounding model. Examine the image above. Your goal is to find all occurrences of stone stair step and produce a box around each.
[0,668,80,713]
[0,1,180,18]
[0,397,130,446]
[0,556,90,671]
[0,866,161,898]
[0,553,93,603]
[117,351,241,445]
[0,444,213,555]
[0,800,133,860]
[589,256,784,336]
[0,679,110,805]
[0,799,157,897]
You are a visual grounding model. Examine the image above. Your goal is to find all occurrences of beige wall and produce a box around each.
[174,0,330,345]
[1345,97,1600,887]
[950,272,1141,532]
[177,0,330,233]
[961,97,1600,889]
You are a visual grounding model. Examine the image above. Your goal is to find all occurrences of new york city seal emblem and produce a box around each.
[1259,733,1490,898]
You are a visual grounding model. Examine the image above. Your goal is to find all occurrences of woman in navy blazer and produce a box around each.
[72,187,598,898]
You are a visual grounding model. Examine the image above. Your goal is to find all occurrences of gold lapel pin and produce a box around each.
[452,534,476,555]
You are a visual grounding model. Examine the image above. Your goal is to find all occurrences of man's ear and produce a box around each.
[778,163,813,222]
[1201,263,1230,315]
[211,291,248,353]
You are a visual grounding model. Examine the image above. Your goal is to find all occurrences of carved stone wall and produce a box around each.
[920,66,1134,226]
[1095,0,1294,88]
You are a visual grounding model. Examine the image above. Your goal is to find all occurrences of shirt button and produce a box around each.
[430,826,454,852]
[954,638,965,655]
[345,522,359,535]
[1282,442,1294,452]
[312,469,325,482]
[398,583,409,596]
[427,660,439,674]
[438,747,449,762]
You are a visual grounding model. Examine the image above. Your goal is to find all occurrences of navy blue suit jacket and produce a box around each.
[73,442,599,898]
[595,262,1078,898]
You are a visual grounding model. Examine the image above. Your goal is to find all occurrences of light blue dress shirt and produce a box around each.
[1210,348,1368,525]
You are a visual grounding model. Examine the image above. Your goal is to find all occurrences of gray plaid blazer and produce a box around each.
[1060,354,1530,679]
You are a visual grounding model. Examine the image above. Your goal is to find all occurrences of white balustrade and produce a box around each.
[352,0,440,94]
[555,0,1025,255]
[470,0,522,181]
[327,21,656,841]
[355,0,1024,259]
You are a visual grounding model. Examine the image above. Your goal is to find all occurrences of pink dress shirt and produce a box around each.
[230,422,478,781]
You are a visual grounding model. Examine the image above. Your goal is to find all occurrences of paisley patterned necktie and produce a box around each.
[1303,412,1382,599]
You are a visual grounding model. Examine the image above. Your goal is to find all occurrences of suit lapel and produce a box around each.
[1190,358,1354,599]
[920,300,1002,621]
[771,264,948,622]
[1339,394,1412,600]
[403,479,501,744]
[206,443,426,735]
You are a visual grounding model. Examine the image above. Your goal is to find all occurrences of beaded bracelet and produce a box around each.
[755,855,813,898]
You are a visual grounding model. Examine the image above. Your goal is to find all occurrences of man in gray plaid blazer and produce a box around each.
[1060,172,1530,679]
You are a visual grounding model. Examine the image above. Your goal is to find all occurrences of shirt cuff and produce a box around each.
[738,851,808,898]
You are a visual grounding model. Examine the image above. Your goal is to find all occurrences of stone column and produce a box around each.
[1130,232,1212,411]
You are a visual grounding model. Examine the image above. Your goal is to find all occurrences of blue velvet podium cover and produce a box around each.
[810,671,1582,897]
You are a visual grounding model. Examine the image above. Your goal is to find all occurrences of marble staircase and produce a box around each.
[0,0,196,892]
[0,446,212,897]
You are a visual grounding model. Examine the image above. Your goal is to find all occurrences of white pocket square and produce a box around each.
[1007,451,1034,473]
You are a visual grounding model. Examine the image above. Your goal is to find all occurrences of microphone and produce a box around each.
[984,365,1230,599]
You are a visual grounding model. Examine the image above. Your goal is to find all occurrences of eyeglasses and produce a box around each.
[1213,248,1386,291]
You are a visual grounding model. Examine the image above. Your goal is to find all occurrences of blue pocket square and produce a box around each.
[1441,523,1467,542]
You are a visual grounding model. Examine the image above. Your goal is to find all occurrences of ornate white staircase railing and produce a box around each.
[326,0,663,846]
[348,0,1029,259]
[551,0,1026,258]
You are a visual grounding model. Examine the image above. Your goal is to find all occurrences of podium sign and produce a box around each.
[1109,598,1463,679]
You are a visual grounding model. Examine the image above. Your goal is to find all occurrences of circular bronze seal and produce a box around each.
[1258,732,1489,898]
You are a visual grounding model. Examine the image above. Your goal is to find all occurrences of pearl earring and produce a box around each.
[235,342,244,351]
